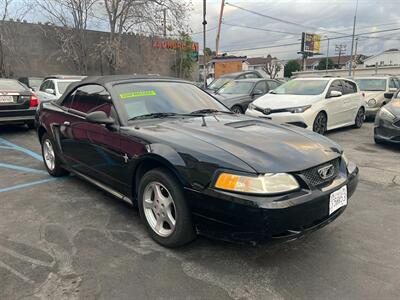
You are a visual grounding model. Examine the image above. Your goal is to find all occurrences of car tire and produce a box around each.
[354,107,365,128]
[231,105,243,114]
[41,133,68,177]
[138,167,196,248]
[374,137,382,144]
[26,121,35,130]
[313,112,327,135]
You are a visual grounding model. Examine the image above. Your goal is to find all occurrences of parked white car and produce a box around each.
[354,76,400,118]
[36,76,85,102]
[245,77,366,134]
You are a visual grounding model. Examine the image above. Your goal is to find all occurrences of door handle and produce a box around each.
[63,121,70,126]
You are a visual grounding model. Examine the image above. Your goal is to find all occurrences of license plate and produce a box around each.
[329,185,347,215]
[0,96,14,103]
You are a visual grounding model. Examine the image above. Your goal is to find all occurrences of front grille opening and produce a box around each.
[300,158,340,188]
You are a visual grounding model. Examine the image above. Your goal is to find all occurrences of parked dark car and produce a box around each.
[205,70,264,93]
[214,78,282,114]
[18,77,44,91]
[36,75,358,247]
[374,90,400,144]
[0,79,38,128]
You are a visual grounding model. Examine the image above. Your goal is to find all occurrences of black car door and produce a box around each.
[59,84,128,193]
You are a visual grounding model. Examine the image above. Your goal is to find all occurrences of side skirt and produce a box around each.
[68,168,134,206]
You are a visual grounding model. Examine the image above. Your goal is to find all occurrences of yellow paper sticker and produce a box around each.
[120,90,156,99]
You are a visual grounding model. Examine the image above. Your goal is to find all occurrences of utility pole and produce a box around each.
[202,0,207,88]
[325,37,330,73]
[348,0,359,76]
[335,44,346,68]
[162,8,167,38]
[215,0,225,56]
[352,37,359,77]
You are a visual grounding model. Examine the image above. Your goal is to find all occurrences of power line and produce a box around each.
[222,22,298,36]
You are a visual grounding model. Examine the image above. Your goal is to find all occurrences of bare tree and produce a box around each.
[35,0,98,74]
[99,0,189,74]
[263,54,282,79]
[0,0,33,76]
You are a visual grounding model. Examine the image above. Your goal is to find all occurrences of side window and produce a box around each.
[39,80,49,91]
[69,84,112,116]
[394,77,400,88]
[48,80,55,90]
[267,80,280,90]
[61,91,75,109]
[245,73,258,79]
[328,80,343,95]
[253,81,268,94]
[342,80,357,94]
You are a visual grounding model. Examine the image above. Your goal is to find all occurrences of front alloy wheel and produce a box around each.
[354,108,365,128]
[138,168,195,247]
[313,112,327,135]
[231,105,243,114]
[143,182,176,237]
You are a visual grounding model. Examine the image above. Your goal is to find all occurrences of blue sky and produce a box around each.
[7,0,400,60]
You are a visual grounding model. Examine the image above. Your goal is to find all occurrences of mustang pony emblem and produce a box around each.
[318,164,335,180]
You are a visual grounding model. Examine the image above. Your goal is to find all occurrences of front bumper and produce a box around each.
[186,162,359,244]
[374,116,400,144]
[0,108,36,124]
[365,106,380,117]
[245,107,313,129]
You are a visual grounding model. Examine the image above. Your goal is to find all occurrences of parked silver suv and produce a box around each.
[354,76,400,118]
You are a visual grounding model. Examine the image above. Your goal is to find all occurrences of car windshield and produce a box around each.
[217,81,254,95]
[208,78,231,90]
[273,79,328,95]
[354,79,386,91]
[0,80,26,92]
[114,82,229,119]
[58,81,76,94]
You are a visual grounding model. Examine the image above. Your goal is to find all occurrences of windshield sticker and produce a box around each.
[120,90,156,99]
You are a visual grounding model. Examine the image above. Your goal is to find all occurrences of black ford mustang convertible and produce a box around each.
[36,75,358,247]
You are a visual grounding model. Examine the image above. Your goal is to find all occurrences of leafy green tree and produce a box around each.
[172,32,195,79]
[284,60,301,78]
[316,58,334,70]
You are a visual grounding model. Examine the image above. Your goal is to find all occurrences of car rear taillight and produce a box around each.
[30,94,39,108]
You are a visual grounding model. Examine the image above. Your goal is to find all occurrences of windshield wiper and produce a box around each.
[129,112,180,120]
[190,109,234,115]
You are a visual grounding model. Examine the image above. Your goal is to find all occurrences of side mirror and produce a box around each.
[252,89,264,97]
[45,88,55,95]
[328,90,342,98]
[384,92,394,99]
[86,111,115,125]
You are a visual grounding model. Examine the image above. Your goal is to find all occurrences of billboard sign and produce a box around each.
[301,32,321,54]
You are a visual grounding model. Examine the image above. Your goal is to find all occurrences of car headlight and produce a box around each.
[286,105,311,114]
[342,153,349,166]
[214,172,299,194]
[379,107,396,121]
[248,102,256,110]
[367,98,376,107]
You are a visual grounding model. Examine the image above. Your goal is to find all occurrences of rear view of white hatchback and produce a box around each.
[245,77,366,134]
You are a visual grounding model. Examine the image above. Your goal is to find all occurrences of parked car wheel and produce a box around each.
[41,133,68,177]
[354,108,365,128]
[313,112,327,135]
[231,105,243,114]
[138,168,196,247]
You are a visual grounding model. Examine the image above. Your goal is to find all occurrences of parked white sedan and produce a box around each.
[245,77,366,134]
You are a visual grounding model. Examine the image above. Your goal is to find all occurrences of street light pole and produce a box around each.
[202,0,207,88]
[325,37,330,73]
[348,0,359,76]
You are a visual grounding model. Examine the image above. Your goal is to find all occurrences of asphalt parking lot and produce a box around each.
[0,122,399,300]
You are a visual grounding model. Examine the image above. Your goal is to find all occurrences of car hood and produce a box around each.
[129,114,342,173]
[385,100,400,116]
[252,94,320,109]
[363,91,384,99]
